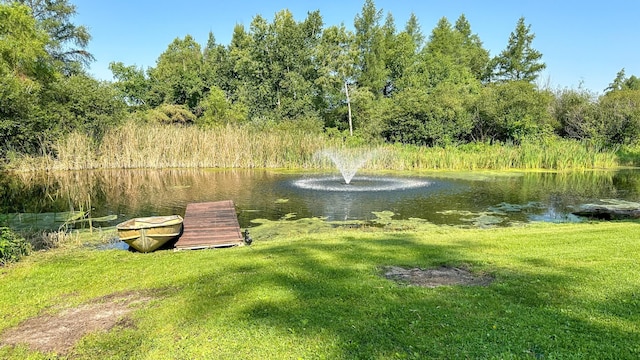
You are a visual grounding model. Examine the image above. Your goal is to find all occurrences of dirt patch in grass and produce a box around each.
[383,266,493,288]
[0,291,153,355]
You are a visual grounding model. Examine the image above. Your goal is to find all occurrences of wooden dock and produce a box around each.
[175,200,244,250]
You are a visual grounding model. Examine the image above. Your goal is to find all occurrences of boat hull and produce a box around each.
[116,215,183,253]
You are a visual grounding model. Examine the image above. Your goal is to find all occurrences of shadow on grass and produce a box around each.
[173,233,640,359]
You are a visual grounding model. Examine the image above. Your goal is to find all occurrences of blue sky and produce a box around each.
[73,0,639,94]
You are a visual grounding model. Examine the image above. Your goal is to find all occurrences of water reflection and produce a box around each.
[2,169,640,229]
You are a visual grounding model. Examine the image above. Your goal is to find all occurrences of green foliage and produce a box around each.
[346,86,380,136]
[222,10,323,124]
[474,81,553,142]
[197,86,248,127]
[37,74,127,138]
[0,74,42,154]
[606,68,640,93]
[384,50,480,146]
[379,13,424,96]
[109,62,150,108]
[553,87,599,141]
[0,2,120,156]
[0,227,30,265]
[454,14,490,81]
[148,35,204,110]
[554,87,640,147]
[12,0,94,74]
[5,1,640,162]
[315,24,357,129]
[0,3,51,154]
[596,90,640,146]
[202,31,229,94]
[381,85,475,146]
[0,3,50,77]
[354,0,387,95]
[423,15,489,81]
[627,76,640,91]
[145,104,196,125]
[489,17,545,82]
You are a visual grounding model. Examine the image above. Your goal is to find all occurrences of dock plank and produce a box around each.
[175,200,244,250]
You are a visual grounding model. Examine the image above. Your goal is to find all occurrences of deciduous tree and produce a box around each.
[148,35,204,110]
[109,62,149,108]
[9,0,94,73]
[315,24,357,133]
[0,2,50,153]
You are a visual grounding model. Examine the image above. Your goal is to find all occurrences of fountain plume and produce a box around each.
[319,148,375,184]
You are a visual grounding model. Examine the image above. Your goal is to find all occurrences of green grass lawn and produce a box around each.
[1,220,639,359]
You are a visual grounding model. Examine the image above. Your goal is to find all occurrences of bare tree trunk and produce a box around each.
[345,81,353,136]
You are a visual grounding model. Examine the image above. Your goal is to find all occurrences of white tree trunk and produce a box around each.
[345,81,353,136]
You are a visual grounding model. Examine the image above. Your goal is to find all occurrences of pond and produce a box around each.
[1,168,640,230]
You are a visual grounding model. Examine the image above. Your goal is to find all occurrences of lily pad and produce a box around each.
[437,210,477,216]
[371,211,395,223]
[462,214,505,228]
[488,201,544,213]
[280,213,297,220]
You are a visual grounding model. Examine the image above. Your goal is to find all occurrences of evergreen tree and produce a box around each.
[423,15,488,82]
[606,68,640,92]
[382,14,422,95]
[490,17,545,82]
[454,14,489,81]
[354,0,387,95]
[404,13,424,50]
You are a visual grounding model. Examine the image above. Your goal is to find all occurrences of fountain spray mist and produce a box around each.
[319,148,376,184]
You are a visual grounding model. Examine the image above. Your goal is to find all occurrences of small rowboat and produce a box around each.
[116,215,183,253]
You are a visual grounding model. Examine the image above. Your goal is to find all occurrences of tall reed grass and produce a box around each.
[7,122,620,171]
[365,140,618,171]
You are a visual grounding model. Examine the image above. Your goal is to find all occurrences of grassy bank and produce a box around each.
[1,220,639,359]
[5,122,620,171]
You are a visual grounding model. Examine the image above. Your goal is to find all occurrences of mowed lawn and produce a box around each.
[1,220,639,359]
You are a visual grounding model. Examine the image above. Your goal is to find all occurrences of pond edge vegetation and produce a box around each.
[3,122,626,172]
[3,1,640,172]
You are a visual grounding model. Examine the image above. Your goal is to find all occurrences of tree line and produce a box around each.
[2,0,640,157]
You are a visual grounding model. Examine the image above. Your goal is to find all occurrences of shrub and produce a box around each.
[0,227,30,265]
[596,90,640,146]
[381,87,475,146]
[145,104,196,124]
[474,81,553,143]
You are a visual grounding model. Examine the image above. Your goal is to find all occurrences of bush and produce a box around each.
[552,87,598,140]
[596,90,640,146]
[381,87,475,146]
[197,86,249,127]
[474,81,553,143]
[0,227,30,265]
[145,104,196,124]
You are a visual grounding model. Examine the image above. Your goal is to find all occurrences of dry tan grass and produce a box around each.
[6,122,619,171]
